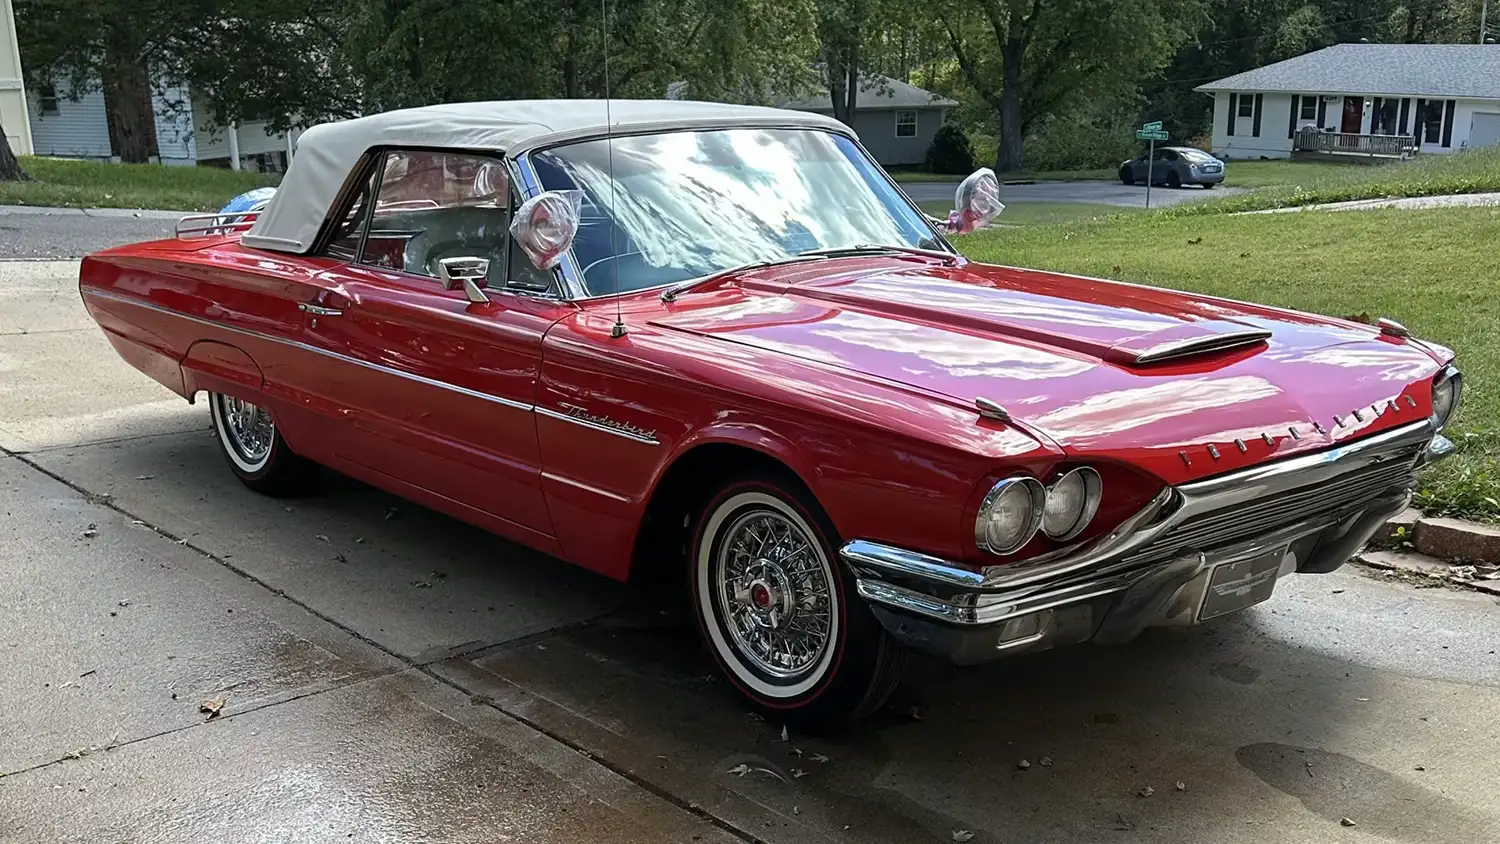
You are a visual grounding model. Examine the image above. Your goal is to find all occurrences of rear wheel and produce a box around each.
[209,393,317,496]
[691,475,906,729]
[1119,167,1134,185]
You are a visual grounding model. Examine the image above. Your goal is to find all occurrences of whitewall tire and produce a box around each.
[208,392,316,496]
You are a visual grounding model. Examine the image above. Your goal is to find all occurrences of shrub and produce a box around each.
[925,124,977,175]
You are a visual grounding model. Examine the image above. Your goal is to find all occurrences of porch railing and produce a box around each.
[1294,130,1417,158]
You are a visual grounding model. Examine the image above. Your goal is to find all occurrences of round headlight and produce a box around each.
[1042,467,1103,541]
[975,477,1044,555]
[1431,367,1461,431]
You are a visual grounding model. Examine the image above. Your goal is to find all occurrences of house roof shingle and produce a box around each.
[1195,44,1500,100]
[777,74,958,112]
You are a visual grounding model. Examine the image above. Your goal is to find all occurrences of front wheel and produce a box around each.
[691,476,906,728]
[1166,171,1182,188]
[209,392,317,496]
[1119,168,1134,185]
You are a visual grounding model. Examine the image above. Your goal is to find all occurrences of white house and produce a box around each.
[25,75,298,171]
[776,75,958,167]
[1197,44,1500,160]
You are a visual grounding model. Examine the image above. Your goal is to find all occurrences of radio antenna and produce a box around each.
[603,0,626,338]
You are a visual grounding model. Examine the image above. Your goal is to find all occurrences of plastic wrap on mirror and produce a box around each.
[510,190,583,270]
[946,168,1004,234]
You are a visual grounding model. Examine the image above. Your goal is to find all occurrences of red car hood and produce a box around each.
[651,259,1445,483]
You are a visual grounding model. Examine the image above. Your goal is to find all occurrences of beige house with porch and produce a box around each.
[1,0,33,155]
[1198,44,1500,160]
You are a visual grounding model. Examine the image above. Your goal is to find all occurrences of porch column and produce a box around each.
[284,129,294,164]
[0,0,34,155]
[227,122,241,171]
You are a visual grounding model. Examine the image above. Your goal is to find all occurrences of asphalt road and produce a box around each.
[898,179,1236,208]
[2,256,1499,844]
[0,207,180,260]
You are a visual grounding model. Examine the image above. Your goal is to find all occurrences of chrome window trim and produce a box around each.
[83,289,658,447]
[515,127,957,304]
[843,417,1437,597]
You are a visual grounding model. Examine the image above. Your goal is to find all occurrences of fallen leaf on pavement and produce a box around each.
[1039,756,1053,767]
[136,475,155,480]
[1113,813,1135,831]
[316,534,330,543]
[81,524,98,539]
[333,552,348,563]
[1138,786,1155,798]
[1175,781,1186,792]
[79,669,96,678]
[792,768,808,778]
[384,507,399,521]
[1341,817,1357,827]
[775,725,789,742]
[726,763,750,777]
[1017,759,1031,770]
[952,831,975,842]
[811,753,829,763]
[200,697,226,719]
[63,747,91,760]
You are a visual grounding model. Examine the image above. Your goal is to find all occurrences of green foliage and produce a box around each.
[1021,101,1143,172]
[0,156,279,211]
[925,123,976,174]
[1166,146,1500,216]
[959,204,1500,523]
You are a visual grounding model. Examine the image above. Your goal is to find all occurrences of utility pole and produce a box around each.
[1483,0,1490,44]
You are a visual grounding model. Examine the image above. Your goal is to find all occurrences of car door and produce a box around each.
[294,148,572,538]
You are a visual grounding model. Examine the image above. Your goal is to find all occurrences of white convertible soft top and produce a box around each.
[242,99,848,254]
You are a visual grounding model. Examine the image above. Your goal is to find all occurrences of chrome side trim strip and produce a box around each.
[84,288,534,412]
[534,406,661,446]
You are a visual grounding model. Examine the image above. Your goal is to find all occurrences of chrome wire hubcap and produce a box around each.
[218,395,274,465]
[715,511,833,679]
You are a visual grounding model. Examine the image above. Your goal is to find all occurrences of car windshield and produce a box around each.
[530,128,941,296]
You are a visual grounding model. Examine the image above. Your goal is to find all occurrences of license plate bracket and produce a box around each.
[1198,548,1284,621]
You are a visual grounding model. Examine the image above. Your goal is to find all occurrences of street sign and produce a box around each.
[1142,120,1163,131]
[1136,129,1169,141]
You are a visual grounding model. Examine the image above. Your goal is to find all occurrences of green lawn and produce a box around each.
[0,156,280,212]
[920,200,1135,226]
[889,168,1116,183]
[955,206,1500,523]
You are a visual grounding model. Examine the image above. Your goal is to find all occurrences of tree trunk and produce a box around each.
[0,126,31,181]
[827,43,855,126]
[995,40,1026,172]
[102,60,159,164]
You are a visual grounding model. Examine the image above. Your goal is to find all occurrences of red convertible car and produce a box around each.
[80,101,1461,725]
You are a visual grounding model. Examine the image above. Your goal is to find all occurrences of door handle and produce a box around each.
[299,302,343,317]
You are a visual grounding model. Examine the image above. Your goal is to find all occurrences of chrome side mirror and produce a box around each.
[438,256,491,304]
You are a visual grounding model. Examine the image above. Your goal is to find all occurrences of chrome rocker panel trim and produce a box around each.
[841,419,1445,661]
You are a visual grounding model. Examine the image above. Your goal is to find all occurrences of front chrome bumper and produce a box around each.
[842,420,1450,665]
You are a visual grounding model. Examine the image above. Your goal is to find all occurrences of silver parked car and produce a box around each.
[1119,146,1225,188]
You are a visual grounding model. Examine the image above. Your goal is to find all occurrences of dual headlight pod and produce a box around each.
[1431,365,1462,431]
[975,468,1103,555]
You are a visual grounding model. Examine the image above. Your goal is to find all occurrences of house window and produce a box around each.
[1421,101,1451,145]
[1371,98,1400,136]
[1238,95,1255,118]
[1299,95,1317,121]
[37,84,59,116]
[895,110,917,138]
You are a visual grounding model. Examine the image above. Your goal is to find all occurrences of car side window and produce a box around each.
[357,150,514,288]
[325,165,379,262]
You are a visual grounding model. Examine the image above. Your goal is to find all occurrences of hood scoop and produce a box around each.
[1104,323,1272,366]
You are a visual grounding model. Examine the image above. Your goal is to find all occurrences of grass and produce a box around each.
[889,168,1116,183]
[1172,146,1500,216]
[919,200,1135,226]
[0,156,280,212]
[956,206,1500,523]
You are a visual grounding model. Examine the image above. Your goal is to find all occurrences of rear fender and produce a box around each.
[181,340,265,400]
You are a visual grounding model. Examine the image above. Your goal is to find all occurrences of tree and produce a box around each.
[936,0,1200,172]
[15,0,363,161]
[0,127,31,181]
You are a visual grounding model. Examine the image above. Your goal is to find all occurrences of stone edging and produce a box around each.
[1356,508,1500,595]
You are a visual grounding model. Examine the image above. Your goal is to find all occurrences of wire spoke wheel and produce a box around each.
[212,393,275,472]
[715,510,834,680]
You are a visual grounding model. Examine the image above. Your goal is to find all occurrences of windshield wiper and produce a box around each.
[798,244,960,266]
[659,255,826,303]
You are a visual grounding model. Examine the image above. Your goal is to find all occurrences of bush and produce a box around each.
[925,124,976,175]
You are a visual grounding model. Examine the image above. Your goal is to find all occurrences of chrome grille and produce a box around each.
[1125,446,1421,566]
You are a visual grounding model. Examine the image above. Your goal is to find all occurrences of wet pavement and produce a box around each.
[3,259,1500,843]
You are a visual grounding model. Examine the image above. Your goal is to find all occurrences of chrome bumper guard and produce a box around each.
[841,420,1448,664]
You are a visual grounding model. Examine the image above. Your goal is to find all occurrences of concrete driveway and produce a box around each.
[899,179,1237,208]
[2,255,1499,844]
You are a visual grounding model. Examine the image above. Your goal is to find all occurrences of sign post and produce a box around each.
[1135,122,1169,208]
